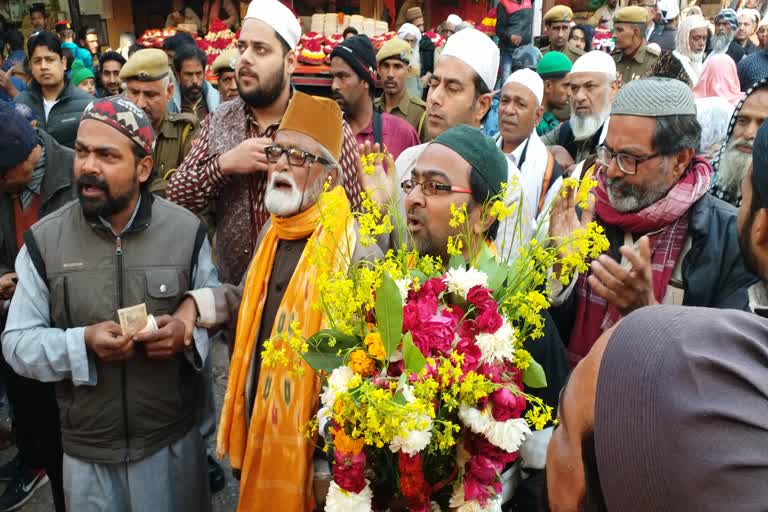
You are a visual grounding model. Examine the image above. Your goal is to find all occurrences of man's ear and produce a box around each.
[285,48,298,77]
[473,92,494,126]
[670,147,694,180]
[166,81,174,102]
[136,154,154,186]
[752,208,768,253]
[468,201,494,236]
[534,105,545,126]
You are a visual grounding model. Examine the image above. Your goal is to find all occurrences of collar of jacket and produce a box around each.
[85,187,155,235]
[28,78,78,102]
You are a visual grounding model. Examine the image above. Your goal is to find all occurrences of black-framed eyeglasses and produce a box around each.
[596,145,660,175]
[265,145,332,167]
[401,179,472,196]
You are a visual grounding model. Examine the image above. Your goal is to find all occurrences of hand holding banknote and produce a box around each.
[85,321,136,362]
[133,314,188,360]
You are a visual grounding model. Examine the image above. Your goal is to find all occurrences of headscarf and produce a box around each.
[675,14,709,58]
[693,54,744,105]
[398,23,422,44]
[715,8,738,30]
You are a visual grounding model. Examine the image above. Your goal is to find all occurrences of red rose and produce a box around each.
[475,306,503,333]
[333,449,367,493]
[419,277,446,298]
[466,433,519,465]
[411,313,456,355]
[399,452,431,511]
[466,285,494,309]
[403,294,438,332]
[456,337,482,371]
[490,387,528,422]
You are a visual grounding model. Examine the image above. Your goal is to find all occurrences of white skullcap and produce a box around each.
[738,7,761,24]
[571,50,617,81]
[398,23,422,43]
[440,27,500,92]
[760,14,768,27]
[503,68,544,105]
[244,0,302,50]
[658,0,680,21]
[447,14,463,26]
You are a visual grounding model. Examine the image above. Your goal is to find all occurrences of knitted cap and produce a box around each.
[278,92,343,161]
[0,103,39,172]
[537,51,573,79]
[611,77,696,117]
[431,124,508,196]
[80,97,155,156]
[330,35,378,88]
[71,60,94,86]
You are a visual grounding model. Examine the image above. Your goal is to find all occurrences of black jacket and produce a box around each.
[14,80,92,149]
[725,40,746,65]
[648,24,677,52]
[496,0,533,52]
[552,193,758,343]
[0,129,75,278]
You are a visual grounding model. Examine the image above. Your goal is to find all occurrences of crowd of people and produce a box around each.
[0,0,766,510]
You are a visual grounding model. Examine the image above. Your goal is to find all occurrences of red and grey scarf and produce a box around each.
[567,157,713,366]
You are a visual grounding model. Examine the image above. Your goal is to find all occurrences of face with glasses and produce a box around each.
[599,115,690,212]
[404,144,485,260]
[263,129,337,217]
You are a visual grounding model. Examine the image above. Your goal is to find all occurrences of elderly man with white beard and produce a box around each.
[711,79,768,206]
[549,77,756,368]
[170,91,383,511]
[673,14,709,85]
[541,51,619,167]
[710,9,746,65]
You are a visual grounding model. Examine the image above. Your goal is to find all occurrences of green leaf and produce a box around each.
[303,352,345,374]
[392,391,408,406]
[375,273,403,358]
[476,245,506,291]
[448,253,466,270]
[402,332,427,374]
[522,359,547,388]
[306,329,360,353]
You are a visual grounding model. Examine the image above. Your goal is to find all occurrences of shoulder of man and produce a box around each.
[151,194,204,226]
[611,50,624,62]
[165,111,200,128]
[644,44,661,58]
[407,94,426,109]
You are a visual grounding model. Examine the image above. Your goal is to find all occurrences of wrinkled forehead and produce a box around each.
[274,129,323,154]
[413,143,472,183]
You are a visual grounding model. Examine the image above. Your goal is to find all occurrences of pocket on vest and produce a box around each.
[144,269,186,316]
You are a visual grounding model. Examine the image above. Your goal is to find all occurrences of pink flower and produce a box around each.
[419,277,446,298]
[332,449,367,493]
[490,388,527,422]
[475,306,503,333]
[456,337,482,371]
[403,294,438,332]
[411,313,455,354]
[466,431,520,466]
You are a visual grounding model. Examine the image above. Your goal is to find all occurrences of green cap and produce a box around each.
[71,60,94,86]
[119,48,170,82]
[432,124,508,197]
[537,51,572,79]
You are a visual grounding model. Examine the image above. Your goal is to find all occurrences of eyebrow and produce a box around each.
[411,169,452,181]
[602,142,648,158]
[75,142,121,154]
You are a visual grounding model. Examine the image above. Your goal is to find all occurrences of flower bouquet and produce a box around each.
[263,171,607,511]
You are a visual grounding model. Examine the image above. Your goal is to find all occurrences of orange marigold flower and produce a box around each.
[332,427,365,455]
[364,332,387,360]
[348,349,376,376]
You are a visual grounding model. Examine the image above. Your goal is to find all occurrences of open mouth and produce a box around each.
[271,175,295,191]
[407,214,424,233]
[79,184,106,198]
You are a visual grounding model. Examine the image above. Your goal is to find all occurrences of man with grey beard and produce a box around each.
[548,78,755,367]
[712,79,768,206]
[541,50,618,167]
[710,9,746,65]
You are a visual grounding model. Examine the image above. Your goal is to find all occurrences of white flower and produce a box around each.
[389,349,403,363]
[317,407,331,435]
[475,320,516,364]
[458,404,492,435]
[483,417,531,453]
[395,278,412,303]
[444,267,489,299]
[325,480,373,512]
[320,366,355,409]
[389,414,433,456]
[449,483,502,512]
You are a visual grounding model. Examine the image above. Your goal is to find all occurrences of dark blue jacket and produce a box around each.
[496,0,534,52]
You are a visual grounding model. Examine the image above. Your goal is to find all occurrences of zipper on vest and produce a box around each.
[115,235,130,462]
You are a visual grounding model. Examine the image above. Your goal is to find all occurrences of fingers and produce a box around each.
[590,257,626,290]
[581,192,595,226]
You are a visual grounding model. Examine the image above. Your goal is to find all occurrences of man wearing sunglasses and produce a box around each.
[549,77,756,368]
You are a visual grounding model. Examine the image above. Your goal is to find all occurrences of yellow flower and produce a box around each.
[348,349,376,377]
[449,203,468,228]
[447,235,464,256]
[364,332,387,360]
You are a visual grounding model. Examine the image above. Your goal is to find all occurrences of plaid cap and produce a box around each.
[80,97,155,156]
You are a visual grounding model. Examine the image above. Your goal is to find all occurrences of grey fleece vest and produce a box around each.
[25,194,207,464]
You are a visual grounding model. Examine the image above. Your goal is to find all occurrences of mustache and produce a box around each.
[730,138,753,150]
[77,174,108,191]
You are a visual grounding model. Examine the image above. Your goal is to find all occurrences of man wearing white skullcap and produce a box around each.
[394,27,534,261]
[497,69,563,226]
[672,14,709,85]
[445,14,463,36]
[736,8,761,55]
[166,0,366,288]
[541,51,619,166]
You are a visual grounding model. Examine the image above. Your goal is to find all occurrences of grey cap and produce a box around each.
[610,77,696,117]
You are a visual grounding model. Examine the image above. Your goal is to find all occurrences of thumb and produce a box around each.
[638,235,652,270]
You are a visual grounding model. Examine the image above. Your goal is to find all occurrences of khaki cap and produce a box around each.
[544,5,574,23]
[119,48,170,82]
[376,38,412,64]
[614,6,650,23]
[212,48,239,74]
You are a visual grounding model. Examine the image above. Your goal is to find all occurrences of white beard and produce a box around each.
[717,140,753,197]
[570,104,611,141]
[711,32,734,54]
[265,171,326,217]
[690,50,705,63]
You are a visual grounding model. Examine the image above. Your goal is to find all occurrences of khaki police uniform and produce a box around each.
[152,112,199,196]
[374,94,427,141]
[541,45,584,63]
[612,43,661,85]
